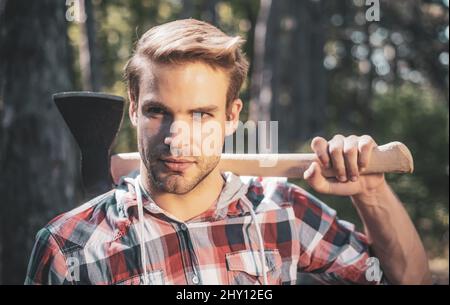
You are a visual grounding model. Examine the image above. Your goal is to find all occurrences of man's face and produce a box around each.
[130,61,239,194]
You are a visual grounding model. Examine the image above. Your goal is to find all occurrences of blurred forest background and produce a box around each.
[0,0,448,284]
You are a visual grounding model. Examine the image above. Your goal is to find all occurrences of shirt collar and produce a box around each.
[115,171,254,222]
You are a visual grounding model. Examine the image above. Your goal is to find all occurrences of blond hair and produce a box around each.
[125,19,249,108]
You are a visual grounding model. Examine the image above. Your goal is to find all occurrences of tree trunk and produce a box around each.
[180,0,195,19]
[290,0,327,145]
[0,0,82,284]
[249,0,327,152]
[79,0,102,91]
[248,0,277,125]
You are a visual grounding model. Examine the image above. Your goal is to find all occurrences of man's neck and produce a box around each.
[139,164,225,222]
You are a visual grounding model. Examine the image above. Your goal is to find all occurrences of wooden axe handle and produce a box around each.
[218,141,414,178]
[111,141,413,183]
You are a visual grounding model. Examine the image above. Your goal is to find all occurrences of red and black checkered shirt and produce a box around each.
[25,171,382,285]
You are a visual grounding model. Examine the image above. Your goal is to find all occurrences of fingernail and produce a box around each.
[338,176,347,182]
[351,176,357,182]
[304,170,312,179]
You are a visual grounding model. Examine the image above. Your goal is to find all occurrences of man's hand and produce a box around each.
[304,135,387,197]
[305,135,433,284]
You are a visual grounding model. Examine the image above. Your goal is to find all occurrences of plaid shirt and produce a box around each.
[25,171,382,285]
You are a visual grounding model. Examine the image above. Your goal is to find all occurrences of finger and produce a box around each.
[304,162,363,196]
[357,135,376,170]
[328,134,347,182]
[343,135,359,182]
[311,136,330,168]
[304,162,331,194]
[326,177,363,196]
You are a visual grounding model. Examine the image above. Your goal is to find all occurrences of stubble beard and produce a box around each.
[139,137,220,195]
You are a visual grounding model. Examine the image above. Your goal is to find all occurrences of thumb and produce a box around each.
[304,161,330,194]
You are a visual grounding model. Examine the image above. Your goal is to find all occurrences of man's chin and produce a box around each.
[152,173,200,194]
[146,159,219,194]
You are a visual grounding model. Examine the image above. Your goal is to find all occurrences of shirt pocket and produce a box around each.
[115,270,165,285]
[225,249,282,285]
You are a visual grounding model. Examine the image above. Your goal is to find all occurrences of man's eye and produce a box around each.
[193,112,212,119]
[146,107,166,116]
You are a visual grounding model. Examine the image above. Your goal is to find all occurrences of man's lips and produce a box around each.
[159,157,195,171]
[160,157,195,163]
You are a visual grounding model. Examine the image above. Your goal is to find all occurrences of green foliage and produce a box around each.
[372,84,449,256]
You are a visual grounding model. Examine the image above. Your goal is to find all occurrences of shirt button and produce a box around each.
[192,275,199,284]
[180,223,188,231]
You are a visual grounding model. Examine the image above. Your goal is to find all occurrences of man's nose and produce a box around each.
[167,114,193,137]
[165,115,196,155]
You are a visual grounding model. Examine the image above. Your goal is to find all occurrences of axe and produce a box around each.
[53,91,124,198]
[54,91,414,196]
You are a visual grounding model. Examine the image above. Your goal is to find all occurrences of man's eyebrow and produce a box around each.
[141,99,173,113]
[141,100,219,113]
[190,105,219,113]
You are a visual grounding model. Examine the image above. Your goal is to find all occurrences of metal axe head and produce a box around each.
[53,91,125,198]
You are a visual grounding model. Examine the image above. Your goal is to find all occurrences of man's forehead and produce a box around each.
[138,65,159,91]
[138,61,228,108]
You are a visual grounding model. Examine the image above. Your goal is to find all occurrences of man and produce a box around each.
[25,19,431,285]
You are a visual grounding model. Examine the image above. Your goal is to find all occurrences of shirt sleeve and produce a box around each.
[24,228,71,285]
[289,183,384,285]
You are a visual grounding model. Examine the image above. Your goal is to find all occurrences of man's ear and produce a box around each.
[225,98,243,136]
[128,90,138,127]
